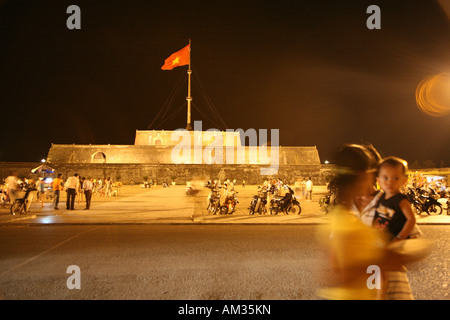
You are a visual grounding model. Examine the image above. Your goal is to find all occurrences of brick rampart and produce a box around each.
[0,162,327,185]
[46,144,321,166]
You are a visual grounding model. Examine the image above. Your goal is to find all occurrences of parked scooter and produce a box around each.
[249,186,268,215]
[220,189,239,215]
[269,185,301,215]
[407,187,443,215]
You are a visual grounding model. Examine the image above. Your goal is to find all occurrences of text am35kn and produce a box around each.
[178,304,270,317]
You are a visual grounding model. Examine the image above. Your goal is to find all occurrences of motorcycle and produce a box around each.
[446,192,450,215]
[220,190,238,215]
[10,186,36,215]
[407,187,443,215]
[249,186,268,215]
[319,193,335,214]
[406,187,417,204]
[269,185,301,215]
[206,187,221,214]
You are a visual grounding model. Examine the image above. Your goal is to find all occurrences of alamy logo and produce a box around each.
[366,5,381,29]
[170,121,279,175]
[66,5,81,30]
[66,265,81,289]
[366,265,381,290]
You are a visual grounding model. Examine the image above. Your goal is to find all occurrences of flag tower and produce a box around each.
[186,39,192,130]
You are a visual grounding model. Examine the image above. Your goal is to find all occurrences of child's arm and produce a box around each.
[395,199,416,240]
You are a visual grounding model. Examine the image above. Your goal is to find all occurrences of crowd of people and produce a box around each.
[205,178,241,196]
[0,173,118,211]
[205,178,309,199]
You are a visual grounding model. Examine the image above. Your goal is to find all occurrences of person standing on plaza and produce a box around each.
[5,174,19,204]
[36,178,46,207]
[83,177,93,210]
[306,177,313,200]
[65,173,79,210]
[78,176,85,203]
[301,178,306,199]
[276,178,283,192]
[223,179,229,197]
[97,178,103,196]
[52,173,64,210]
[105,177,112,197]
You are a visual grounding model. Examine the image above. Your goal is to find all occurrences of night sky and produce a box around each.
[1,0,450,166]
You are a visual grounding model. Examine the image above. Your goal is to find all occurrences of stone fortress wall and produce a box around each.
[1,130,331,185]
[0,162,327,185]
[45,144,321,166]
[41,143,325,184]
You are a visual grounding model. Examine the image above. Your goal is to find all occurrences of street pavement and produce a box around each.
[0,185,449,225]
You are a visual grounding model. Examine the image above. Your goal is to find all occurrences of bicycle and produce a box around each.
[10,187,35,215]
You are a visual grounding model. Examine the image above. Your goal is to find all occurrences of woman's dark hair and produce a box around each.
[333,144,373,173]
[362,143,381,185]
[330,144,375,203]
[363,144,382,170]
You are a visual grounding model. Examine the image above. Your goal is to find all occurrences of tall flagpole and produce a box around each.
[186,39,193,131]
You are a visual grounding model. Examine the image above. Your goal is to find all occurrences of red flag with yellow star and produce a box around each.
[161,44,190,70]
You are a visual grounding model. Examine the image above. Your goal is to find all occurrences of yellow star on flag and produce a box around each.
[161,44,190,70]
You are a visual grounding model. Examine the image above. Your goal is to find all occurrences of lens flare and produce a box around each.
[415,73,450,117]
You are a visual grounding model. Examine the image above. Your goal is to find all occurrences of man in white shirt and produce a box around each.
[306,177,313,200]
[83,177,93,210]
[65,173,80,210]
[5,175,19,203]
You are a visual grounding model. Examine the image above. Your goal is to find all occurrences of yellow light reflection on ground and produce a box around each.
[415,73,450,117]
